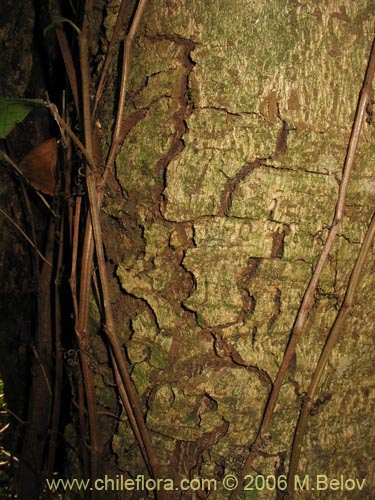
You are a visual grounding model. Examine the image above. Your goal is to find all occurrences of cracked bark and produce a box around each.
[2,0,374,498]
[106,2,375,498]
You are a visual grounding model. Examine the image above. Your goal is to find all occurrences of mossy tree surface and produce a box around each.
[102,1,375,498]
[1,0,375,499]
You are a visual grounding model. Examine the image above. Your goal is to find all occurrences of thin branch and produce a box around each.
[52,17,80,116]
[287,209,375,497]
[0,208,52,266]
[3,408,26,425]
[31,345,52,397]
[104,0,148,175]
[47,214,65,474]
[229,33,375,500]
[20,183,39,273]
[112,358,152,473]
[78,0,101,488]
[57,0,163,489]
[85,171,168,499]
[51,0,162,490]
[92,0,127,116]
[46,102,95,168]
[79,0,94,156]
[0,150,55,215]
[70,196,82,319]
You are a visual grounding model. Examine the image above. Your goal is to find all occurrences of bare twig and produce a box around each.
[48,0,163,491]
[85,170,167,498]
[47,215,65,474]
[286,209,375,497]
[70,196,82,319]
[46,102,95,168]
[3,408,27,425]
[18,221,54,499]
[78,0,101,487]
[104,0,148,175]
[20,183,39,272]
[92,0,127,117]
[0,150,55,215]
[82,0,168,490]
[230,33,375,500]
[0,208,52,266]
[112,359,152,473]
[52,17,80,116]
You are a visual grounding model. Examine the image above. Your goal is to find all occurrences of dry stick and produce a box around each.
[60,109,92,479]
[47,215,65,475]
[85,178,166,497]
[58,101,98,475]
[48,97,69,473]
[78,0,159,489]
[80,0,94,156]
[20,183,39,272]
[287,210,375,498]
[77,0,100,489]
[0,150,55,215]
[53,0,162,489]
[70,196,82,319]
[18,222,54,500]
[90,0,163,483]
[86,0,168,490]
[52,18,80,117]
[48,0,147,175]
[104,0,148,174]
[76,361,90,478]
[92,0,127,117]
[0,208,52,266]
[229,34,375,500]
[79,190,165,490]
[112,359,152,473]
[47,103,95,168]
[94,0,168,491]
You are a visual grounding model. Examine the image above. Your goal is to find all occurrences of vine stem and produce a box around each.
[0,150,55,215]
[77,0,168,496]
[0,208,52,266]
[49,0,165,492]
[104,0,148,175]
[85,134,168,500]
[52,16,80,117]
[92,0,127,117]
[77,0,100,489]
[47,215,64,474]
[286,210,375,497]
[229,33,375,500]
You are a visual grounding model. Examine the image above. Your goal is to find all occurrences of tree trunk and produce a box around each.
[102,1,375,498]
[1,1,375,499]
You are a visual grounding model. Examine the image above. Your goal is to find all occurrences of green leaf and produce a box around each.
[43,16,81,36]
[0,98,45,139]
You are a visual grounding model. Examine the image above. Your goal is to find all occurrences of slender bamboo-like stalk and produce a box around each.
[92,0,127,117]
[85,177,166,495]
[0,208,52,266]
[47,216,64,475]
[287,210,375,497]
[230,33,375,500]
[77,0,166,493]
[0,150,55,214]
[46,0,166,493]
[104,0,148,175]
[17,222,54,500]
[52,18,80,117]
[77,0,101,488]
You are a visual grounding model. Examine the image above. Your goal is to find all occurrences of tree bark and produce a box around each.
[2,1,375,499]
[101,1,375,498]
